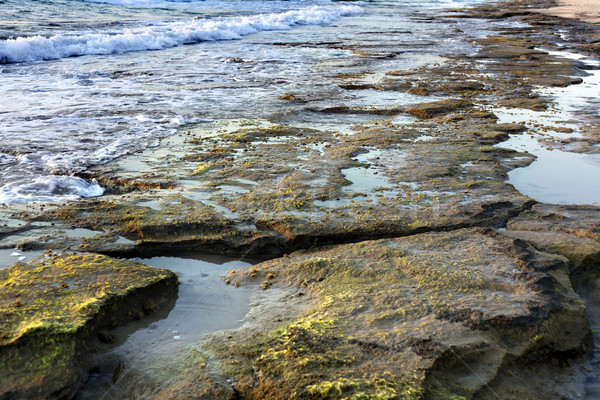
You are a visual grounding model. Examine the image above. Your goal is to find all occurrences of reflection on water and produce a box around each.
[492,50,600,205]
[74,255,255,399]
[0,248,46,269]
[503,135,600,205]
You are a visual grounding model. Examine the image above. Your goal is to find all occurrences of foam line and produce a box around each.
[0,5,363,64]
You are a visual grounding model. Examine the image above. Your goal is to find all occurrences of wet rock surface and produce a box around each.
[1,0,600,398]
[0,254,178,399]
[1,2,598,258]
[144,229,591,400]
[47,115,533,258]
[504,204,600,272]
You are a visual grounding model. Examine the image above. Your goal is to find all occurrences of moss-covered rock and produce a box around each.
[405,99,474,119]
[0,3,598,397]
[0,253,178,399]
[503,204,600,272]
[151,228,591,400]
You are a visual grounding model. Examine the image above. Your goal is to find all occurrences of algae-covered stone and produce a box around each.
[2,6,593,260]
[155,228,591,400]
[406,99,473,119]
[503,204,600,272]
[0,253,178,400]
[36,114,532,258]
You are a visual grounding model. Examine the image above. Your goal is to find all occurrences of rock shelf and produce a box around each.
[1,0,600,398]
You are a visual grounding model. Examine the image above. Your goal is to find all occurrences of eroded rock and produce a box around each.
[0,254,178,399]
[0,1,598,398]
[32,115,534,258]
[503,204,600,272]
[150,229,591,400]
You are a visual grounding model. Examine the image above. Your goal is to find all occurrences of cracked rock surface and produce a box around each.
[1,0,600,398]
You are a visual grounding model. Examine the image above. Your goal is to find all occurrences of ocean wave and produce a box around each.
[82,0,211,4]
[0,176,104,203]
[0,4,363,64]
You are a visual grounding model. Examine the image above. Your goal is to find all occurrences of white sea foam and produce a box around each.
[83,0,208,4]
[0,176,105,203]
[0,0,486,204]
[0,5,363,64]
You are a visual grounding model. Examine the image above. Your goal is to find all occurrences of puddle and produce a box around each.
[0,218,29,230]
[342,166,392,194]
[74,255,254,399]
[355,149,386,164]
[63,228,104,239]
[492,50,600,205]
[0,248,46,269]
[291,111,391,135]
[491,107,581,140]
[506,137,600,205]
[409,135,438,142]
[135,200,162,210]
[539,68,600,114]
[176,189,239,219]
[392,114,418,126]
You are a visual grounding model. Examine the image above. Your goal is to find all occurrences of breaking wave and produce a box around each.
[0,4,363,64]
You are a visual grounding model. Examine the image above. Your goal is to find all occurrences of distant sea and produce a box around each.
[0,0,487,203]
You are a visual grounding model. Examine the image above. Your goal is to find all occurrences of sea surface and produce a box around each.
[0,0,495,203]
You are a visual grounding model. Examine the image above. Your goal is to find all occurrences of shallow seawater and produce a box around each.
[1,0,495,203]
[74,255,254,399]
[0,248,46,269]
[493,50,600,205]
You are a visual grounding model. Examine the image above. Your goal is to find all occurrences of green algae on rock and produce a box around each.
[3,7,597,260]
[0,253,178,400]
[35,114,533,259]
[503,204,600,272]
[151,228,591,400]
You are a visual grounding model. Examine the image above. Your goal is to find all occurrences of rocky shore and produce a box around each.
[0,254,178,399]
[1,0,600,398]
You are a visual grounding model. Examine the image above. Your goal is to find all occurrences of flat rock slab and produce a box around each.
[0,253,178,400]
[150,228,591,400]
[1,10,597,258]
[30,114,533,258]
[503,203,600,272]
[0,4,598,399]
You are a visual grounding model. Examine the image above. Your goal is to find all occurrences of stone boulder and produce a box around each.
[0,253,178,400]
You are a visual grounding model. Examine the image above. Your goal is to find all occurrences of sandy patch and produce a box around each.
[532,0,600,23]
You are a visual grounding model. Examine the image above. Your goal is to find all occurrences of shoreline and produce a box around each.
[532,0,600,23]
[2,0,600,398]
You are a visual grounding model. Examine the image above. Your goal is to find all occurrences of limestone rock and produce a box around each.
[156,228,591,400]
[0,254,178,400]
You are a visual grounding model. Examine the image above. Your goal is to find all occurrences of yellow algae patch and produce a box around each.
[0,253,178,399]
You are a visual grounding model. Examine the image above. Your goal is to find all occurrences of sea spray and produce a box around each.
[0,5,363,64]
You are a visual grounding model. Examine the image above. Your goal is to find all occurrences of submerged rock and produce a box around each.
[0,253,178,399]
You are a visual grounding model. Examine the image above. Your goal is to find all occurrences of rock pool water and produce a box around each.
[494,50,600,205]
[74,255,255,399]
